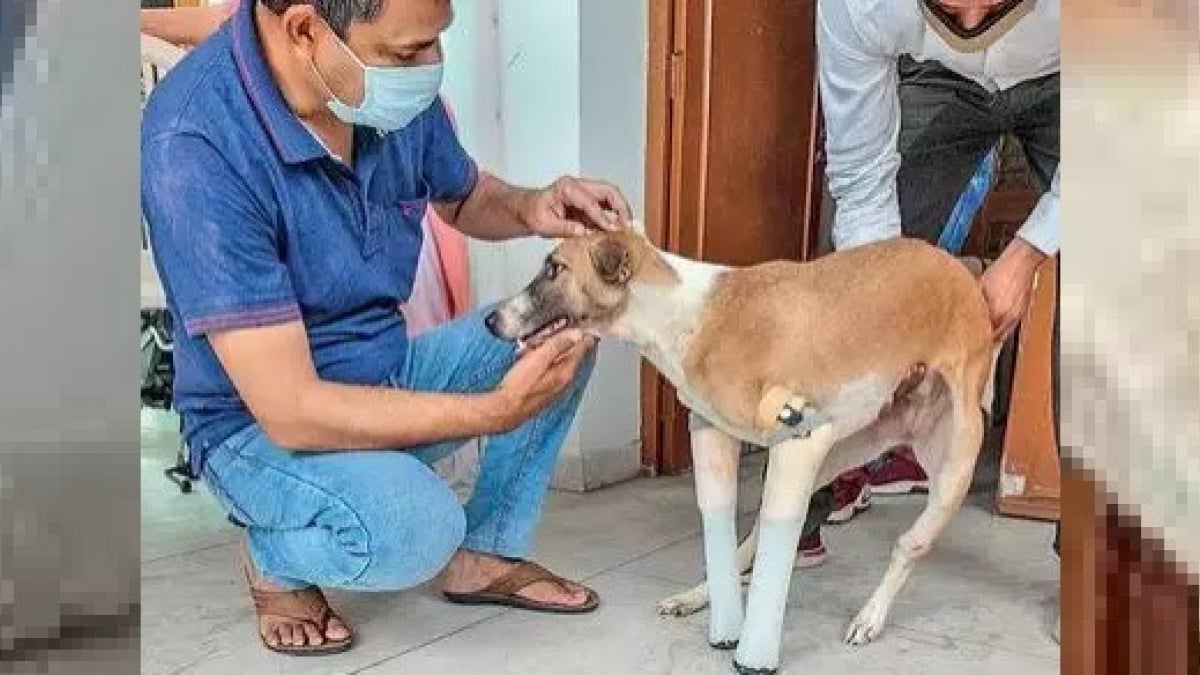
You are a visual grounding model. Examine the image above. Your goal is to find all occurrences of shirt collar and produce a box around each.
[230,0,327,165]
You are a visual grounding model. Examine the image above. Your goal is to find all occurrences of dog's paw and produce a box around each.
[656,589,708,617]
[843,602,887,645]
[732,660,777,675]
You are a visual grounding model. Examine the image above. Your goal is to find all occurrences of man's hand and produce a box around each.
[141,1,237,47]
[488,329,595,432]
[980,237,1048,342]
[521,176,633,238]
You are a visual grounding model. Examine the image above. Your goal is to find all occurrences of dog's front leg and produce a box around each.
[689,420,745,649]
[734,425,833,675]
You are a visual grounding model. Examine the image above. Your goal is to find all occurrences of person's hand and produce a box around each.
[521,176,633,238]
[980,237,1047,342]
[487,329,595,432]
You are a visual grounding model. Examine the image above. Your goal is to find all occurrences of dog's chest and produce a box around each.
[640,340,763,442]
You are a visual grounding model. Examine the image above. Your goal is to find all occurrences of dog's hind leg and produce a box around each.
[685,419,746,648]
[657,518,760,617]
[734,425,834,674]
[844,373,985,645]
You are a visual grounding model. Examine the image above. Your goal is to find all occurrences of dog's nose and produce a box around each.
[484,311,501,336]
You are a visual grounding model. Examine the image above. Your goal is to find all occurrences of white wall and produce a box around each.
[575,0,647,487]
[441,0,646,490]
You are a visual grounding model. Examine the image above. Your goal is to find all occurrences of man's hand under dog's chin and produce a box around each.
[981,236,1048,342]
[520,175,633,238]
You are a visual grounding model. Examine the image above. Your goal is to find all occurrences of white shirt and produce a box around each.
[818,0,1060,254]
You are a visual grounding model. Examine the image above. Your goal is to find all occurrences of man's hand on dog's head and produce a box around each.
[521,176,633,238]
[487,329,595,432]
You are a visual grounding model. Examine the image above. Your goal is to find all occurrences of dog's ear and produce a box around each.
[590,236,633,286]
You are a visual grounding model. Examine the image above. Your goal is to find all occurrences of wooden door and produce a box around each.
[642,0,825,475]
[996,256,1061,520]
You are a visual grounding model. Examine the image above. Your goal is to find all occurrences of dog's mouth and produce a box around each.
[516,315,572,353]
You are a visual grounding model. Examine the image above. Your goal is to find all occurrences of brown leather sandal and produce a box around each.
[442,560,601,614]
[240,547,352,657]
[248,584,354,656]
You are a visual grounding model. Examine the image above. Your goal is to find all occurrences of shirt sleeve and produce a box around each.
[817,0,904,251]
[141,132,301,338]
[1016,167,1059,255]
[421,97,479,203]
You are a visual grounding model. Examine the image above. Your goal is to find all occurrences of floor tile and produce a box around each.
[358,568,1057,675]
[141,544,504,675]
[140,411,236,563]
[141,417,1060,674]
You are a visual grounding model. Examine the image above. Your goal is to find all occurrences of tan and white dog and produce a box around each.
[487,224,995,674]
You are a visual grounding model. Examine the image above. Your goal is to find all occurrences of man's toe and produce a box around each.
[263,625,282,648]
[325,616,351,641]
[302,621,324,646]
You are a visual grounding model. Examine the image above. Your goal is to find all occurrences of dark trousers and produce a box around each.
[796,56,1060,545]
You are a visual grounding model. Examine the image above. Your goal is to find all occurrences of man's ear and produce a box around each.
[591,237,633,285]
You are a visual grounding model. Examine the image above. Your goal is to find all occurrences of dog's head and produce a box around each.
[485,223,663,350]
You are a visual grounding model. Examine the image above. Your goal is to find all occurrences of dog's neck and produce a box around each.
[609,245,727,377]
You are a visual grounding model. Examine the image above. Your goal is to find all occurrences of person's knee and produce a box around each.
[338,458,466,590]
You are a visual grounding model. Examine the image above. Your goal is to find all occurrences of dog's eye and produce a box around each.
[544,259,565,279]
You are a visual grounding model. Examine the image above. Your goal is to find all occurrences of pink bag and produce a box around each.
[401,97,472,335]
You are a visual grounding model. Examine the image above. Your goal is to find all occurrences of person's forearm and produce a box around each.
[1015,169,1060,256]
[444,172,534,241]
[268,380,509,452]
[140,7,227,46]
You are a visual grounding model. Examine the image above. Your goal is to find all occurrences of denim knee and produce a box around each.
[348,470,466,591]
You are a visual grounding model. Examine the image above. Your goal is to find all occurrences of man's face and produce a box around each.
[928,0,1012,31]
[921,0,1031,51]
[285,0,453,108]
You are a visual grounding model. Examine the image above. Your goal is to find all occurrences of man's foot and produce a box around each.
[867,447,930,495]
[826,468,872,524]
[795,530,827,569]
[441,550,600,613]
[240,547,352,655]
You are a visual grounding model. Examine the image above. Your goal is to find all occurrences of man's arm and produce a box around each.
[433,172,633,241]
[140,2,235,47]
[817,0,904,251]
[418,101,631,241]
[208,321,589,451]
[980,168,1058,339]
[1016,167,1059,256]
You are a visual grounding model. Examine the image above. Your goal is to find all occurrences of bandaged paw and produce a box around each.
[755,386,808,434]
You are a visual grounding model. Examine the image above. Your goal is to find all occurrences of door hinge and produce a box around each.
[668,50,684,100]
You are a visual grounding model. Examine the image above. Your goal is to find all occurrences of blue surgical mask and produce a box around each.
[315,34,443,133]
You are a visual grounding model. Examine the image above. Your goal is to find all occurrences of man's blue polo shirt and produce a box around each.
[140,0,477,472]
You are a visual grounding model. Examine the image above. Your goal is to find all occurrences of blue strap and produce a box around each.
[937,145,998,254]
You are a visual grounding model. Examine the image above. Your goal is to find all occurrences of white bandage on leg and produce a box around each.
[690,426,744,647]
[735,427,832,673]
[700,509,744,646]
[735,518,805,669]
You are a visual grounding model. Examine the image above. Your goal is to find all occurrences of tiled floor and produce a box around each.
[142,411,1060,674]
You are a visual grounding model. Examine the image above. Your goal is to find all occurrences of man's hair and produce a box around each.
[260,0,385,38]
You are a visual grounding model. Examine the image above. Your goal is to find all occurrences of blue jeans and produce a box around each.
[201,307,595,591]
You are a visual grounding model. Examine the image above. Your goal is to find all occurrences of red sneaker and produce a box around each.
[795,530,827,569]
[867,447,929,495]
[826,468,872,524]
